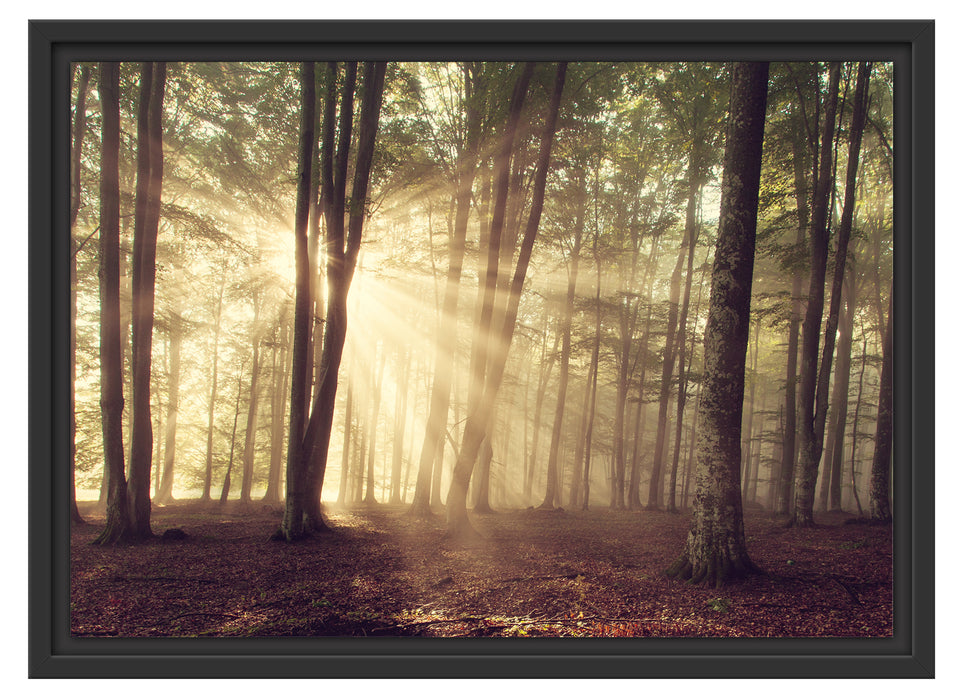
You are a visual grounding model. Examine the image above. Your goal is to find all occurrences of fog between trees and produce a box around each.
[71,60,893,578]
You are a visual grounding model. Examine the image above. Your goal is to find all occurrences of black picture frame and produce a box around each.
[29,19,935,678]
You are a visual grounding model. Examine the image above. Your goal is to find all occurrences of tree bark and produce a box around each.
[93,62,131,545]
[794,62,870,526]
[666,61,768,586]
[128,61,167,539]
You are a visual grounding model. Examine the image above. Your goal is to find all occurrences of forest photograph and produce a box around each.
[57,50,905,647]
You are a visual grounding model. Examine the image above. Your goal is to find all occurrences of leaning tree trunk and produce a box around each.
[408,64,483,518]
[666,61,768,587]
[447,62,566,538]
[93,62,131,545]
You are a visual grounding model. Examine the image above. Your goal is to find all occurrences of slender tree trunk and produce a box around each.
[70,63,90,524]
[289,62,386,537]
[822,274,856,510]
[220,372,244,506]
[240,295,263,504]
[263,305,292,505]
[93,62,131,545]
[156,312,181,504]
[202,281,225,501]
[776,107,814,516]
[408,65,483,518]
[390,347,410,503]
[794,62,870,526]
[740,319,759,503]
[666,183,702,512]
[447,62,566,538]
[541,219,583,508]
[869,293,893,521]
[364,345,387,504]
[848,322,868,517]
[666,61,768,587]
[650,169,701,509]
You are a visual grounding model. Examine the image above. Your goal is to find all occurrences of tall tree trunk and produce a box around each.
[822,273,856,511]
[93,62,131,545]
[281,61,386,539]
[666,61,768,587]
[794,62,870,526]
[279,61,319,539]
[541,210,583,509]
[70,63,90,524]
[128,61,167,539]
[666,183,702,512]
[776,107,814,516]
[446,62,566,538]
[649,168,701,509]
[408,64,483,518]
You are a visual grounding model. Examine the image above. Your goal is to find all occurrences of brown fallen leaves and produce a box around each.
[70,502,892,638]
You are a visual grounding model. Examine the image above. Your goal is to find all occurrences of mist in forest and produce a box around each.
[70,59,893,532]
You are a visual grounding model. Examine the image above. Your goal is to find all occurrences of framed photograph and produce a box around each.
[29,19,934,677]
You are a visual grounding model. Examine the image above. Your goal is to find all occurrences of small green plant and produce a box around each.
[706,597,731,613]
[838,538,869,550]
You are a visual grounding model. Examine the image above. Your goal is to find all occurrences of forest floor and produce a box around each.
[70,501,892,638]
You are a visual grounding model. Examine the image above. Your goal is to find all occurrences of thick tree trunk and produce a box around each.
[666,61,768,587]
[279,61,320,539]
[93,62,132,545]
[128,61,166,540]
